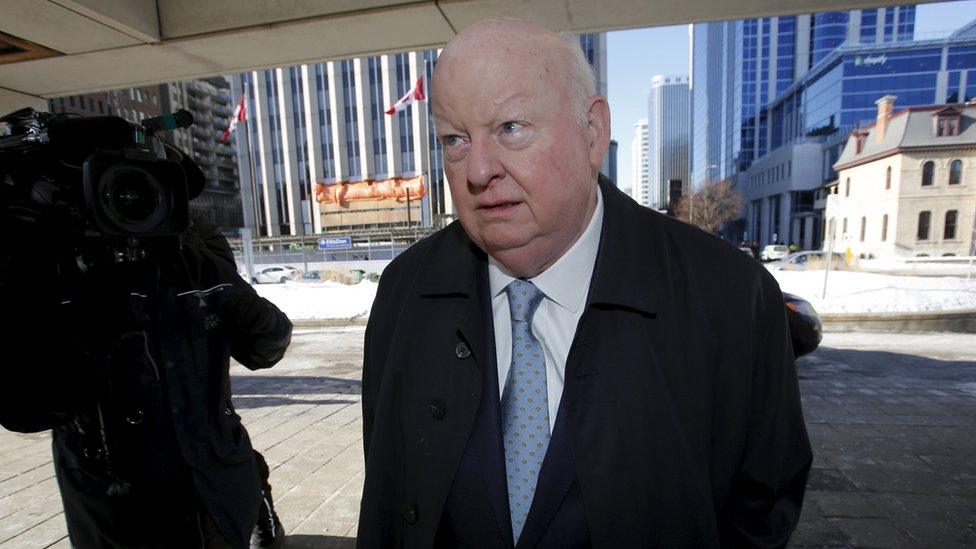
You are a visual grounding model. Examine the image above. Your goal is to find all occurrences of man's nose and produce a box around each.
[466,138,504,188]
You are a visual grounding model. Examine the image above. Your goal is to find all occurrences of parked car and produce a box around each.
[767,251,847,271]
[760,244,790,262]
[783,292,822,358]
[252,266,302,284]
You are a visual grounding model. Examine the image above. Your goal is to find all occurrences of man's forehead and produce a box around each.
[433,90,537,129]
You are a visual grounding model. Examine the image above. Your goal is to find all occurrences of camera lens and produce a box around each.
[98,165,171,233]
[107,171,159,222]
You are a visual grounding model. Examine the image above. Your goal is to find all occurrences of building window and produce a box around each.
[921,161,934,186]
[842,217,848,235]
[949,160,962,185]
[885,166,891,189]
[881,214,888,242]
[917,211,931,240]
[860,217,866,242]
[936,114,961,137]
[845,177,850,197]
[944,210,958,240]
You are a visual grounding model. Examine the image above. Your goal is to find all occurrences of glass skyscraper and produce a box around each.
[690,5,917,188]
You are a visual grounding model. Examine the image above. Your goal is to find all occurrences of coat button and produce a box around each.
[455,342,470,359]
[125,409,144,425]
[400,503,417,524]
[429,399,446,420]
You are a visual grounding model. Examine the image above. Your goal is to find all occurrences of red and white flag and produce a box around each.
[220,95,247,142]
[386,76,425,115]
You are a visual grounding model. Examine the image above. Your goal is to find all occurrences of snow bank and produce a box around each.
[771,270,976,314]
[253,280,378,320]
[251,271,976,322]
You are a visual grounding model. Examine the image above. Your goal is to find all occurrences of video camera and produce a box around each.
[0,108,203,264]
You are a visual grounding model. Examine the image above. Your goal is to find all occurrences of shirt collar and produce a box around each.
[488,185,604,314]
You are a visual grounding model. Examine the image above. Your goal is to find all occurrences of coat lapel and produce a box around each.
[417,223,513,545]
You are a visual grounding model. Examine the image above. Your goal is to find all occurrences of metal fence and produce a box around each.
[228,227,438,274]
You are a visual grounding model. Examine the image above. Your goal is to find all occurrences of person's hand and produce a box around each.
[177,227,241,291]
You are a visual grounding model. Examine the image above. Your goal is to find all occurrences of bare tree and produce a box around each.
[673,179,743,235]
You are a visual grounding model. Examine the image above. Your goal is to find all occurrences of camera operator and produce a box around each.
[0,110,292,548]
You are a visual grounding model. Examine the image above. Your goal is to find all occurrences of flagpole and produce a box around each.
[423,56,434,229]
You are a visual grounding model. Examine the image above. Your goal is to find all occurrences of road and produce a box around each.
[0,329,974,547]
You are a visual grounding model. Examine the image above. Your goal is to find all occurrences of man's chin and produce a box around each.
[482,241,548,278]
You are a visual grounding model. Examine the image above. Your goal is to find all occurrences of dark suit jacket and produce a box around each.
[358,176,812,548]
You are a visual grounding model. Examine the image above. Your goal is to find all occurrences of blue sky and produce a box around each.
[608,0,976,193]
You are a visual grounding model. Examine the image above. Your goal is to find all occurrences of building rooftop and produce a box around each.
[834,102,976,170]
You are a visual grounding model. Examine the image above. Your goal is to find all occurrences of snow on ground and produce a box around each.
[771,269,976,314]
[251,271,976,321]
[253,280,378,321]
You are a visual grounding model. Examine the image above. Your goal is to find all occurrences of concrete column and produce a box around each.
[847,10,861,44]
[252,70,280,236]
[301,64,323,234]
[794,15,811,79]
[381,54,403,177]
[353,58,372,180]
[328,61,349,182]
[275,68,301,235]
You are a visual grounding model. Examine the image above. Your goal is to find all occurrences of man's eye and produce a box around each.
[441,135,465,147]
[501,121,523,134]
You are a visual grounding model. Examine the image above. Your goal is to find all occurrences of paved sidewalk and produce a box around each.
[1,329,974,547]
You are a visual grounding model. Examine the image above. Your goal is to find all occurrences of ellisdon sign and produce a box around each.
[853,54,888,67]
[318,236,353,250]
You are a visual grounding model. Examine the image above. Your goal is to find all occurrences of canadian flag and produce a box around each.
[220,95,247,142]
[386,76,425,115]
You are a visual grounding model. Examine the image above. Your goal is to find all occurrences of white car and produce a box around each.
[760,245,790,262]
[768,251,848,271]
[251,266,301,284]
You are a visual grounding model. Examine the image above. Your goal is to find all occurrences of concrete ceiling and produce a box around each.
[0,0,941,109]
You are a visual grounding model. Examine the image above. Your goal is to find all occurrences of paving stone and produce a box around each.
[828,517,914,548]
[0,329,974,546]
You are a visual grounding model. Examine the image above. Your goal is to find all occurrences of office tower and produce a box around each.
[690,6,916,181]
[631,118,649,205]
[647,75,690,211]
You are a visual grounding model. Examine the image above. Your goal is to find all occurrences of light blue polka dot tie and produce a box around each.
[501,279,550,544]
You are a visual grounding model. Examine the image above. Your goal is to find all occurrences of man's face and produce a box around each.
[432,36,606,277]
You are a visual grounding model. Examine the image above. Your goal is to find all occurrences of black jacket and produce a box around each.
[0,216,292,548]
[358,176,812,547]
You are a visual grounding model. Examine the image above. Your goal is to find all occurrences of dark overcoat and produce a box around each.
[0,217,293,548]
[358,176,812,547]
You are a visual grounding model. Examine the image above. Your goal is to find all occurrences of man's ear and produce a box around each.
[586,95,611,170]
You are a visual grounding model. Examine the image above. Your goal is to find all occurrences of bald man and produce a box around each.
[358,19,811,548]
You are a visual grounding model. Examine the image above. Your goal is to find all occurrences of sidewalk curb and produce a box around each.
[291,316,369,328]
[820,308,976,334]
[289,310,976,334]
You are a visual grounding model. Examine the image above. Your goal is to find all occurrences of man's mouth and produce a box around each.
[478,201,520,212]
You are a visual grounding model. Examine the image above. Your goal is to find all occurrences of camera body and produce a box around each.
[0,108,200,263]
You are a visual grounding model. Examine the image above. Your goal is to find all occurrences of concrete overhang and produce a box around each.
[0,0,941,106]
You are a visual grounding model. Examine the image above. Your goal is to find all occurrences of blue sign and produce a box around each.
[319,236,352,250]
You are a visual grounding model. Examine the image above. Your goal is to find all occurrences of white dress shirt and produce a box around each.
[488,186,604,431]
